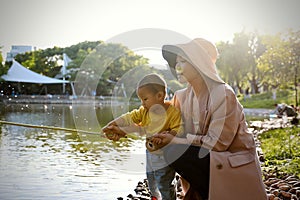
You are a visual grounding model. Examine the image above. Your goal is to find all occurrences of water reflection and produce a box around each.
[0,103,145,200]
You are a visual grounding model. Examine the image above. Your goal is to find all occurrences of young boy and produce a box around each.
[102,73,183,200]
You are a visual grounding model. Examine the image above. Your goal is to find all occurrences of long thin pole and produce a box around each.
[0,120,102,135]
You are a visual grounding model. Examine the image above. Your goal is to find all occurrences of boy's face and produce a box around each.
[137,87,164,110]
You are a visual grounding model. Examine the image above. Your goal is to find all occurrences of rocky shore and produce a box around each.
[250,118,300,200]
[117,118,300,200]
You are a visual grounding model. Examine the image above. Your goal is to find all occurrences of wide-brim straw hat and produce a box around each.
[162,38,224,83]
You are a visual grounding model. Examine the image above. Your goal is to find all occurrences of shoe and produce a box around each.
[151,196,158,200]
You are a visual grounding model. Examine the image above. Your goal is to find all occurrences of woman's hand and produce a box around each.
[153,131,189,146]
[152,131,175,145]
[145,131,175,152]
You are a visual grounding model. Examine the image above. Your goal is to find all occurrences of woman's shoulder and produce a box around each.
[166,103,181,115]
[174,87,188,95]
[166,102,180,111]
[171,87,190,107]
[210,83,236,96]
[208,83,238,108]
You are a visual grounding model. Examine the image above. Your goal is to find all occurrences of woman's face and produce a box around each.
[175,55,199,82]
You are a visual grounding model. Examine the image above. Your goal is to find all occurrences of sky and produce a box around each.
[1,0,299,65]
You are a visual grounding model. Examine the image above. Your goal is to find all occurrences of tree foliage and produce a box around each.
[0,46,8,77]
[216,30,266,94]
[1,41,153,95]
[216,29,300,98]
[1,29,299,98]
[0,46,3,64]
[73,42,149,96]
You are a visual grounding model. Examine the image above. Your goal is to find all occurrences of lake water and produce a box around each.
[0,103,146,200]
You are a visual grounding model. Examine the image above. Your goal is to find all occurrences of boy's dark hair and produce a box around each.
[137,73,167,94]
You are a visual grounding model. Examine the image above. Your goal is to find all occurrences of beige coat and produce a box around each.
[163,38,267,199]
[172,85,267,200]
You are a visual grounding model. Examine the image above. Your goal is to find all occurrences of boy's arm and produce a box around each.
[168,130,178,136]
[102,117,126,141]
[117,125,146,136]
[109,117,126,126]
[103,118,146,140]
[102,116,126,131]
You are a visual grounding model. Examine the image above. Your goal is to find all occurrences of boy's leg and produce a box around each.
[150,153,176,200]
[154,165,176,200]
[146,150,161,199]
[147,171,161,199]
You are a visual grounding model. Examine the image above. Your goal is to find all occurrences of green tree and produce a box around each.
[257,33,293,91]
[217,31,270,94]
[287,29,300,106]
[1,41,150,96]
[0,46,3,72]
[0,46,10,78]
[217,31,253,94]
[247,32,266,94]
[12,46,63,78]
[216,41,233,85]
[0,46,3,64]
[70,42,149,96]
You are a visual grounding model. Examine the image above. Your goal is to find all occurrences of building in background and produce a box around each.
[6,45,36,61]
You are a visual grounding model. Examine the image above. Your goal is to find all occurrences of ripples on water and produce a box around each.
[0,104,145,200]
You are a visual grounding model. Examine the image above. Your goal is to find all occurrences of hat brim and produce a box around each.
[162,45,187,68]
[162,42,225,84]
[162,45,188,78]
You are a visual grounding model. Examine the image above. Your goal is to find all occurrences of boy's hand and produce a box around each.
[153,131,175,145]
[151,137,162,144]
[146,135,167,152]
[105,132,121,141]
[146,131,176,152]
[102,125,127,141]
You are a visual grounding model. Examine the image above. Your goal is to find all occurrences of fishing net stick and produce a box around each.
[0,120,102,135]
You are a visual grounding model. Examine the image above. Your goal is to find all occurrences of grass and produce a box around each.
[258,126,300,178]
[238,90,297,109]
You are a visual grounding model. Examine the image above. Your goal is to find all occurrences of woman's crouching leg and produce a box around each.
[163,144,210,199]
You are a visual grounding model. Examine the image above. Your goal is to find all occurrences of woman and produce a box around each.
[153,38,267,200]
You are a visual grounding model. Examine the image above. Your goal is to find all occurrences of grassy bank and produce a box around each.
[238,90,296,109]
[258,126,300,178]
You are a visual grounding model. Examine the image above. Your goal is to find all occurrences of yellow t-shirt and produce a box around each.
[120,103,183,136]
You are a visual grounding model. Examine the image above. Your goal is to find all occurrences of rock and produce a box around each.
[280,191,292,198]
[127,194,134,198]
[271,182,280,189]
[279,184,291,191]
[296,190,300,198]
[285,176,299,182]
[259,155,265,162]
[287,181,298,186]
[291,194,298,200]
[265,178,280,186]
[267,193,275,200]
[272,189,280,196]
[293,182,300,187]
[289,188,296,194]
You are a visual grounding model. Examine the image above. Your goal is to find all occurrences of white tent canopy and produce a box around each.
[1,60,69,84]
